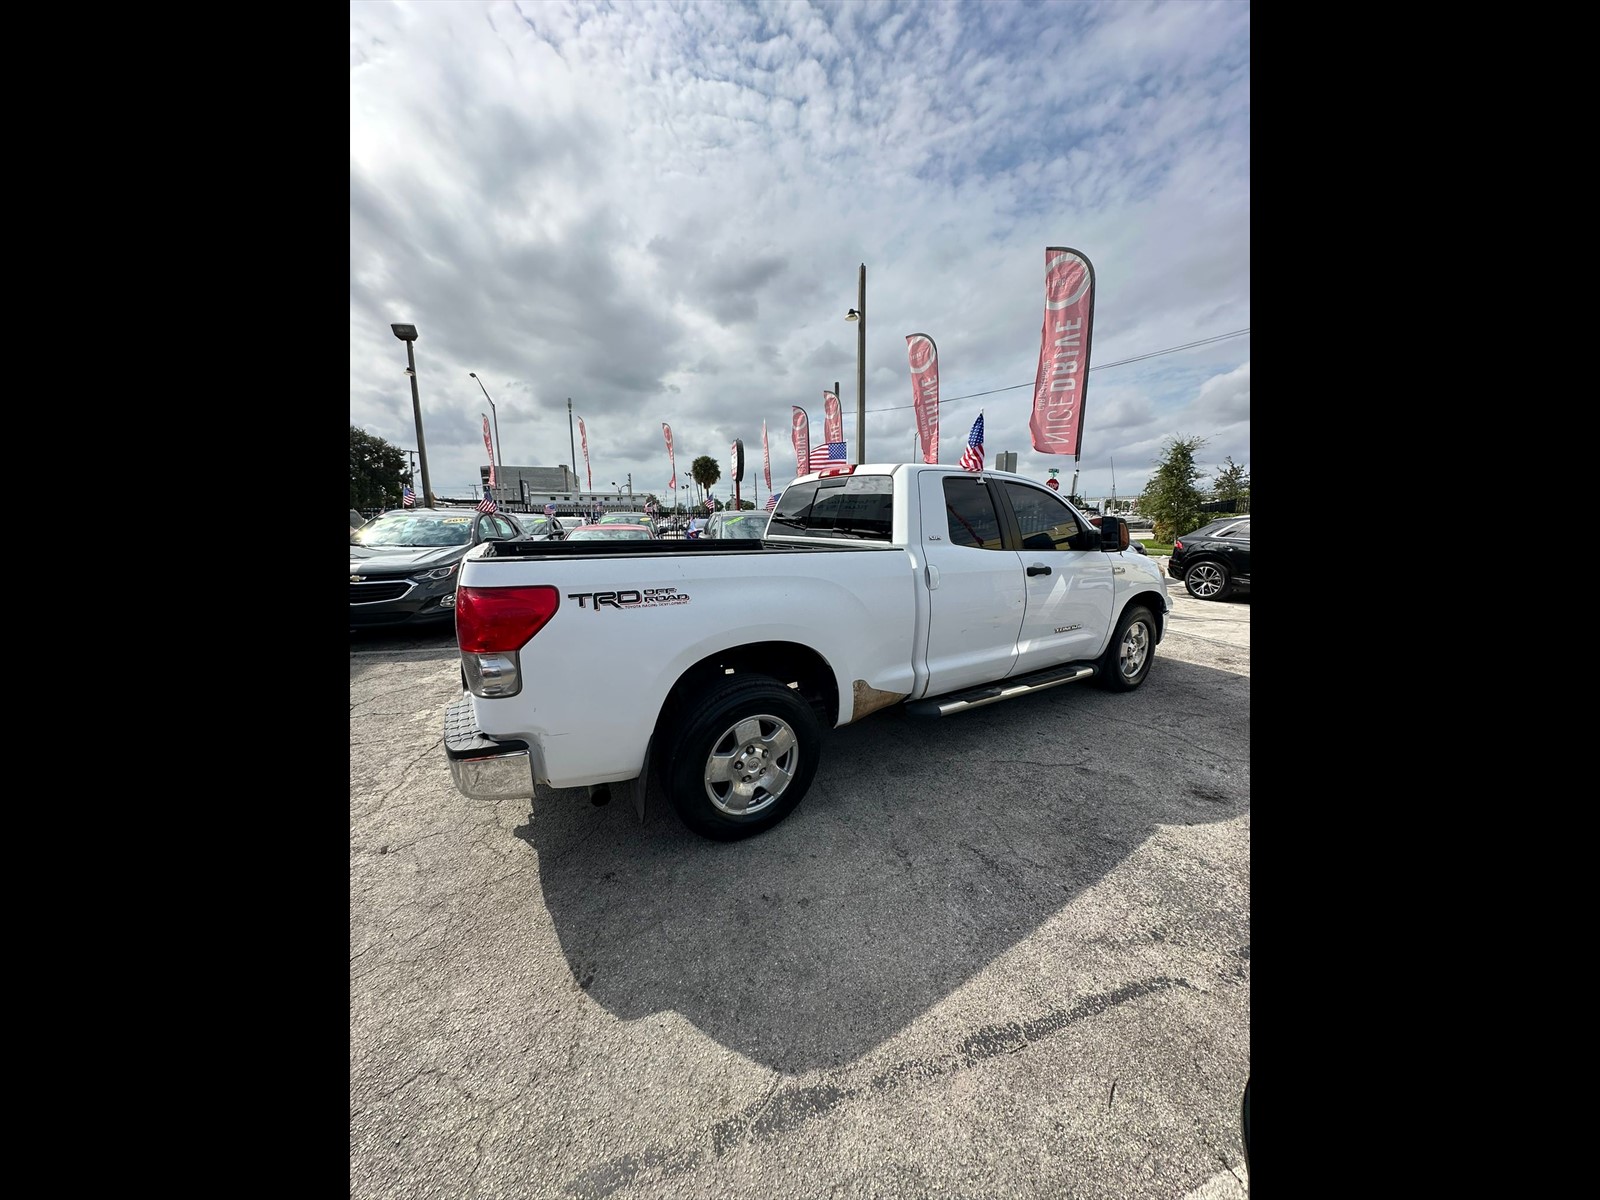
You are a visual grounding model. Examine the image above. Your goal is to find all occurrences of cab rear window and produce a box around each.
[768,474,892,540]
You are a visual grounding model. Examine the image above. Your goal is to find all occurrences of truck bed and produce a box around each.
[481,537,899,559]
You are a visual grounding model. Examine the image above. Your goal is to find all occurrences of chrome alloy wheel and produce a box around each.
[1186,563,1225,598]
[1117,618,1151,681]
[702,714,799,816]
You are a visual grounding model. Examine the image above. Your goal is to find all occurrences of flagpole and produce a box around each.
[568,399,578,493]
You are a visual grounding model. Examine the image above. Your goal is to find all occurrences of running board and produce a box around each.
[905,663,1098,718]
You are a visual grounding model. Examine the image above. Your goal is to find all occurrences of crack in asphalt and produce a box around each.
[561,974,1194,1198]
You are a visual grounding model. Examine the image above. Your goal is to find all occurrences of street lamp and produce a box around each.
[391,324,433,507]
[844,263,865,463]
[469,372,505,508]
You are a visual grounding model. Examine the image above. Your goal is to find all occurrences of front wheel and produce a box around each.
[1185,561,1233,600]
[1096,604,1156,691]
[665,675,823,840]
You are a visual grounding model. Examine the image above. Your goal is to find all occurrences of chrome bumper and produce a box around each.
[444,694,536,801]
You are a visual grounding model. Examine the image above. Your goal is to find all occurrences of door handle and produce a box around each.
[1027,564,1051,576]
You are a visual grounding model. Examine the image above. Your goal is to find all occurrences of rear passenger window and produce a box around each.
[943,476,1004,549]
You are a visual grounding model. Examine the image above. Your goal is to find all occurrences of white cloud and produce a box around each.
[351,0,1249,506]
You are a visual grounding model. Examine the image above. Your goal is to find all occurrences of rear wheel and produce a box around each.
[1096,604,1156,691]
[665,675,822,840]
[1185,561,1233,600]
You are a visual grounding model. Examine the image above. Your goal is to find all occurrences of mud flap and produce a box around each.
[632,735,652,825]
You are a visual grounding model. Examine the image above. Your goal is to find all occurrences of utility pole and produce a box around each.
[854,265,865,463]
[627,473,632,497]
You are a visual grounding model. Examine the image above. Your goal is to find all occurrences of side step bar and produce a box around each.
[905,663,1097,718]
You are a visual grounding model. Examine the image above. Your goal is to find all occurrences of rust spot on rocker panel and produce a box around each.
[850,680,908,722]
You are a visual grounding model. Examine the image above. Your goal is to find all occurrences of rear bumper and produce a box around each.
[444,694,536,801]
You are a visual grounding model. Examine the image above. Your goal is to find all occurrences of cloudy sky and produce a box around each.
[350,0,1249,511]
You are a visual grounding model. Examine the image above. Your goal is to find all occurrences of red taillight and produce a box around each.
[1173,539,1185,551]
[455,585,559,652]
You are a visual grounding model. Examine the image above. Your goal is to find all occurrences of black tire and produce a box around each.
[1095,603,1156,692]
[1184,560,1233,601]
[665,675,823,841]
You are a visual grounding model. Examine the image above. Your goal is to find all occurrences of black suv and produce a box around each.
[1167,516,1250,600]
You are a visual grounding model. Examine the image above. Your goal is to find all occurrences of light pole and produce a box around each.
[469,372,505,508]
[845,263,866,464]
[391,324,432,507]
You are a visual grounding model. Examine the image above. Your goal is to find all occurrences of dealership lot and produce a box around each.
[350,584,1249,1199]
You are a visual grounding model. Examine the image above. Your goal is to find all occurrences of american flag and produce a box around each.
[402,485,416,508]
[544,503,556,516]
[765,491,779,511]
[476,484,498,514]
[960,412,985,472]
[807,441,846,472]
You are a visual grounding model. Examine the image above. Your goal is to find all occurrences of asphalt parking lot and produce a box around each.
[350,573,1249,1199]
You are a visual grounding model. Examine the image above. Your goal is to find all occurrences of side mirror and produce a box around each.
[1094,515,1130,551]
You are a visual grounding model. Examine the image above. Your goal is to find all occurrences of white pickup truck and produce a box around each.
[443,462,1171,840]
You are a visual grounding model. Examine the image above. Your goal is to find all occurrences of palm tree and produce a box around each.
[691,455,721,509]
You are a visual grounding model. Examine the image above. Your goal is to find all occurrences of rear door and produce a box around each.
[916,471,1025,694]
[1214,517,1250,577]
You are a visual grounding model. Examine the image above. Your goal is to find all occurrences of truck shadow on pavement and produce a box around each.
[514,655,1248,1075]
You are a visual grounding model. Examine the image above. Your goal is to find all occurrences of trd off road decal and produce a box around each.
[566,587,690,610]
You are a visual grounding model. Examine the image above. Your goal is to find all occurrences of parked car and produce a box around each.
[1167,515,1250,600]
[702,510,771,540]
[598,511,659,537]
[517,514,568,541]
[563,523,657,541]
[351,507,530,629]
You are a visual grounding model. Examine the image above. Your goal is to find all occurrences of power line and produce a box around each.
[867,327,1249,413]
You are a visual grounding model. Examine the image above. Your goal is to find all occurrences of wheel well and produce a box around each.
[652,641,839,758]
[1131,589,1168,643]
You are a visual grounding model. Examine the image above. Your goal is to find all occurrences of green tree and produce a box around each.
[691,455,721,504]
[351,426,410,510]
[1140,435,1209,543]
[1211,456,1250,513]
